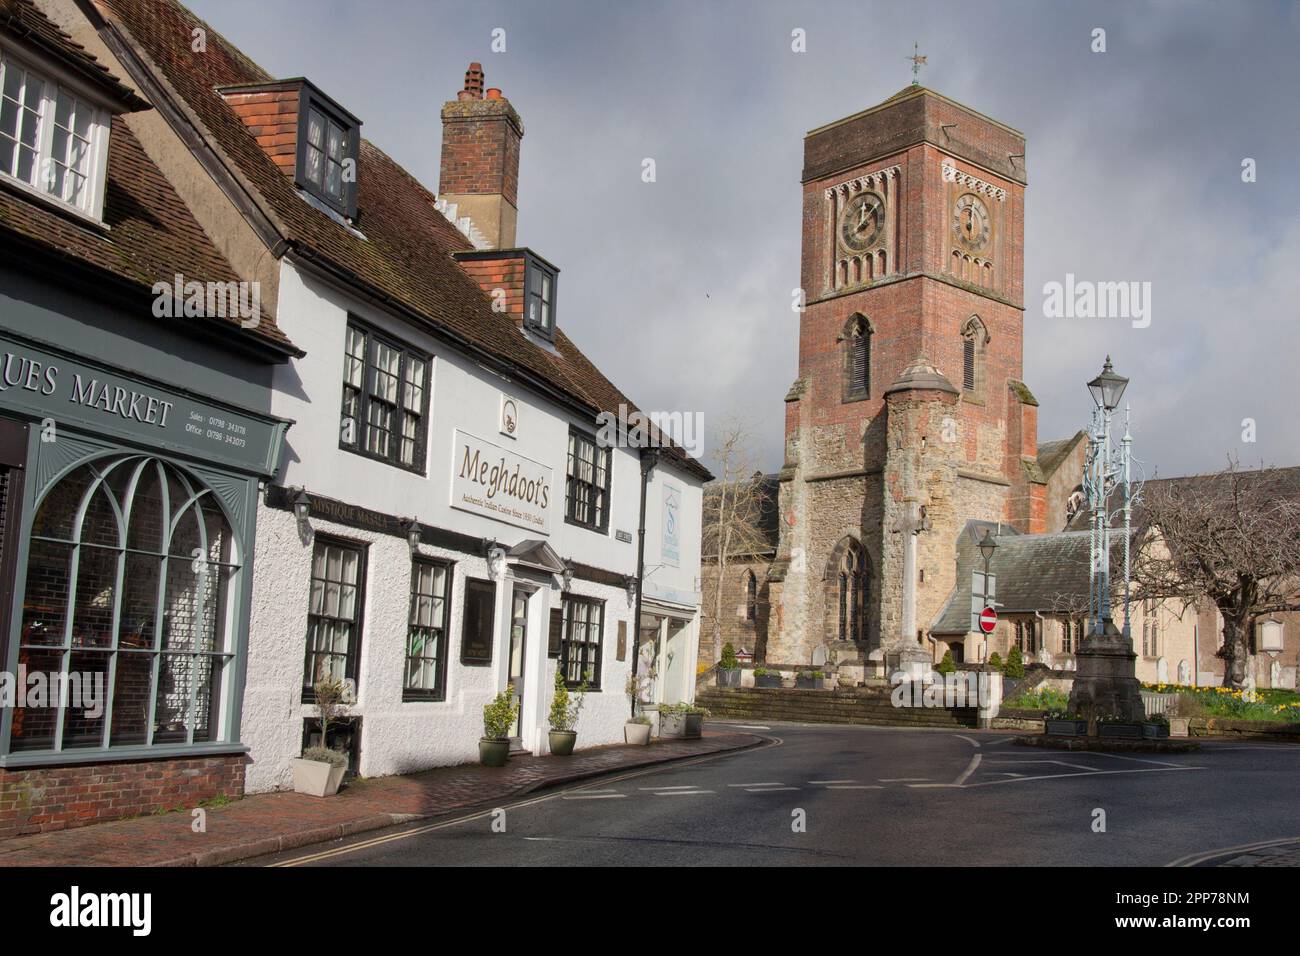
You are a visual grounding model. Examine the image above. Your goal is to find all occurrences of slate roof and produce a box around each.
[97,0,710,481]
[0,0,294,355]
[929,521,1130,635]
[1035,431,1085,479]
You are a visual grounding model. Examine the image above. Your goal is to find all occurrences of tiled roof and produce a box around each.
[98,0,710,480]
[0,116,295,352]
[0,0,146,109]
[1035,432,1084,478]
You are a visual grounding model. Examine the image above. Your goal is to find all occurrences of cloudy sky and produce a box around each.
[189,0,1300,480]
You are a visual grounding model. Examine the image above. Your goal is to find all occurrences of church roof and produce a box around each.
[884,354,959,396]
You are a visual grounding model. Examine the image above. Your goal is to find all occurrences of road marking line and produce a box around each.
[269,735,783,867]
[808,779,858,785]
[1078,751,1187,768]
[825,784,882,790]
[745,786,799,792]
[953,734,981,748]
[963,766,1202,788]
[879,777,929,782]
[909,783,958,788]
[727,782,785,788]
[985,736,1016,745]
[654,790,714,795]
[638,785,698,790]
[733,725,772,730]
[954,753,982,786]
[562,793,626,800]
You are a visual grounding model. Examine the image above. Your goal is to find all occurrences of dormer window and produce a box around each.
[0,51,108,219]
[299,96,357,216]
[525,254,558,339]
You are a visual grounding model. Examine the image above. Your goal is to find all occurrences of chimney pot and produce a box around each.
[486,88,502,100]
[463,62,485,99]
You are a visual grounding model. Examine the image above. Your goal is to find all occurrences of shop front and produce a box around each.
[0,328,287,836]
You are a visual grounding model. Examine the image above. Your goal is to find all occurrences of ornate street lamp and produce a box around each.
[1087,355,1128,412]
[978,528,998,571]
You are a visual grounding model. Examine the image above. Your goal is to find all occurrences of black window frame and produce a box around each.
[558,594,604,690]
[402,556,454,702]
[302,534,368,703]
[524,254,559,340]
[339,318,431,474]
[460,577,497,666]
[295,86,360,219]
[565,427,612,533]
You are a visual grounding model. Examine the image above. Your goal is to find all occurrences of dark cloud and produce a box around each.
[188,0,1300,479]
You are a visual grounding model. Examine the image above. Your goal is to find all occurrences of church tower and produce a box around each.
[767,84,1044,669]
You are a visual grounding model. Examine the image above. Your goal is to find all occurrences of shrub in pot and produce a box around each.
[292,675,350,797]
[987,652,1004,674]
[717,643,742,687]
[1003,645,1026,679]
[548,668,587,756]
[935,650,956,675]
[1043,709,1088,737]
[659,701,710,738]
[1096,715,1143,739]
[625,714,652,745]
[480,685,519,767]
[753,667,783,689]
[795,669,827,689]
[625,666,657,744]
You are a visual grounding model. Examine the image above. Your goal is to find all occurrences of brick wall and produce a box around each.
[438,99,523,204]
[223,87,300,177]
[454,252,527,327]
[0,753,244,840]
[700,557,772,665]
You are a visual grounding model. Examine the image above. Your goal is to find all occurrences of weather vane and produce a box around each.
[907,42,927,86]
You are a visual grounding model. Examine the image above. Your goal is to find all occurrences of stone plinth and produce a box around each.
[1067,617,1145,723]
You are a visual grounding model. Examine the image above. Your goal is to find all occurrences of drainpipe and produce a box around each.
[630,447,659,717]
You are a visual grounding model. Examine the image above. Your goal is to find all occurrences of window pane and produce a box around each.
[305,144,322,185]
[9,647,63,751]
[307,108,324,147]
[72,545,119,648]
[109,651,154,746]
[54,89,72,130]
[61,650,111,748]
[21,539,73,645]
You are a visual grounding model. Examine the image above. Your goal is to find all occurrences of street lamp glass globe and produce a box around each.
[1087,356,1129,411]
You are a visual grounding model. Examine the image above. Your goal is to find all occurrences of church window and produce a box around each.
[744,570,757,622]
[837,540,867,643]
[960,316,988,399]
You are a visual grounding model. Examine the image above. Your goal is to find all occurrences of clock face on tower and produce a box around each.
[953,193,991,252]
[838,191,885,253]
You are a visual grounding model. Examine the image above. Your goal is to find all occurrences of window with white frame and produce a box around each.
[0,52,107,217]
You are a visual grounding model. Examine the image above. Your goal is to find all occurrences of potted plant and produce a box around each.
[795,669,827,690]
[987,652,1004,673]
[1143,714,1170,739]
[480,684,519,767]
[624,667,656,745]
[753,667,783,689]
[659,701,710,738]
[1043,709,1088,737]
[717,643,742,687]
[548,668,586,756]
[292,675,350,797]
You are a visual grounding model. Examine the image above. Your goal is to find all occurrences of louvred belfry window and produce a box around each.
[843,315,871,401]
[14,455,240,753]
[963,337,976,391]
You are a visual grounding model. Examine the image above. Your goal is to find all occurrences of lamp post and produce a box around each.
[978,528,997,666]
[1069,356,1144,725]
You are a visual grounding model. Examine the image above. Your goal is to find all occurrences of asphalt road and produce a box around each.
[253,722,1300,867]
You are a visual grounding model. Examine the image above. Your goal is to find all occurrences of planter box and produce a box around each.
[659,712,703,739]
[754,675,783,688]
[795,677,827,690]
[1097,722,1144,739]
[1045,719,1088,737]
[1168,717,1190,738]
[624,721,651,745]
[479,738,510,767]
[1143,722,1170,739]
[717,668,742,688]
[291,758,345,797]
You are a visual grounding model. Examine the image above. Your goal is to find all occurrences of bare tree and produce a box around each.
[1131,461,1300,688]
[701,417,772,662]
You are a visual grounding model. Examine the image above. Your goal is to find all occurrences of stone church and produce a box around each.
[702,83,1089,676]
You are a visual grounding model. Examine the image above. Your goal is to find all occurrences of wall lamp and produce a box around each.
[400,517,423,557]
[291,487,312,540]
[483,538,506,581]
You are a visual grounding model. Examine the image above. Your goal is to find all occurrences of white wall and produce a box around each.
[241,261,701,790]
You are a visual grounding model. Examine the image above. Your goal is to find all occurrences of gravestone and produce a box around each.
[1271,659,1281,689]
[1156,658,1168,683]
[1177,659,1190,685]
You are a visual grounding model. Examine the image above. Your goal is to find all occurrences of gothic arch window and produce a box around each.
[743,570,757,622]
[14,454,240,754]
[960,315,989,399]
[827,538,868,644]
[842,314,872,402]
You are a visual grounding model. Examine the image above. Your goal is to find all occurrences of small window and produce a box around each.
[960,315,988,398]
[524,257,558,338]
[404,558,452,700]
[548,606,563,658]
[296,88,358,217]
[565,428,611,532]
[0,53,108,218]
[559,595,604,689]
[460,578,496,665]
[303,536,367,699]
[744,570,757,622]
[339,320,430,473]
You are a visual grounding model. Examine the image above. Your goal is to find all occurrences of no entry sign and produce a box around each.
[978,606,998,634]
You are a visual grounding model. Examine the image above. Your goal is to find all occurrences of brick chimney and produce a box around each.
[438,63,523,250]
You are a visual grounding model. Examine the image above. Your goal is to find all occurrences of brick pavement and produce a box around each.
[0,732,760,867]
